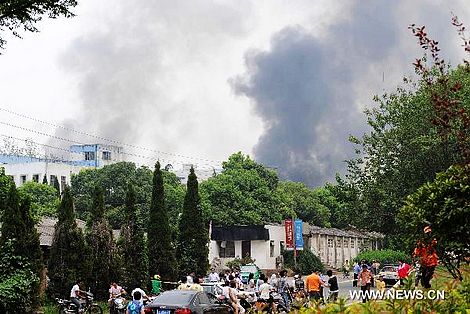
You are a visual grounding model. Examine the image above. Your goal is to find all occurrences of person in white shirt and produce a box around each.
[131,287,149,305]
[258,280,275,313]
[187,272,195,284]
[70,280,84,312]
[208,270,220,282]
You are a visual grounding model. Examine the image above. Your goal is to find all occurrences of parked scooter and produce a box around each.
[56,291,103,313]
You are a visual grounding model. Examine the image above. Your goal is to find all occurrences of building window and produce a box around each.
[343,239,349,248]
[218,241,235,258]
[242,241,251,258]
[61,176,67,189]
[20,175,27,184]
[85,151,95,161]
[102,151,112,160]
[327,239,333,248]
[32,174,39,182]
[336,239,342,248]
[351,239,355,248]
[270,240,275,257]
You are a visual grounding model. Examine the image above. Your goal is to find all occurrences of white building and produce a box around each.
[209,224,285,271]
[0,144,123,190]
[173,163,222,185]
[209,223,384,271]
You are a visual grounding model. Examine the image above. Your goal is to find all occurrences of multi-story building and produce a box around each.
[0,144,123,190]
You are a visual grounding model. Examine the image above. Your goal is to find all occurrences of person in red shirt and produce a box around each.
[397,260,411,286]
[413,226,438,289]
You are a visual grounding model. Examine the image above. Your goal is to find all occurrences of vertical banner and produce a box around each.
[295,219,304,250]
[285,219,294,250]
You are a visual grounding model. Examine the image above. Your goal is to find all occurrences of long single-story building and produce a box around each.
[209,222,384,271]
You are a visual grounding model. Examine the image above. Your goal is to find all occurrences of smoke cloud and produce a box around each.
[232,0,470,186]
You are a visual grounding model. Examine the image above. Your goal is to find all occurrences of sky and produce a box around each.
[0,0,469,186]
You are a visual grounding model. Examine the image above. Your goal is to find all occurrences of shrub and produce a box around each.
[283,248,324,274]
[0,240,40,313]
[354,249,411,265]
[226,255,256,271]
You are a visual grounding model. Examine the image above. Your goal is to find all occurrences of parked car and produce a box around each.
[144,290,230,314]
[240,264,261,284]
[200,282,224,296]
[377,265,399,286]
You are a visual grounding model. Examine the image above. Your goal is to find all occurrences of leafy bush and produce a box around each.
[283,248,324,274]
[226,255,256,271]
[0,240,40,313]
[354,249,411,265]
[17,181,60,222]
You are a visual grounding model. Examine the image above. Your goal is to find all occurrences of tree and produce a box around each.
[17,181,60,221]
[53,176,61,196]
[42,174,48,184]
[148,162,177,281]
[200,152,293,225]
[71,162,184,230]
[85,186,115,299]
[118,184,149,290]
[0,167,12,222]
[0,182,43,310]
[48,186,89,297]
[398,164,470,280]
[0,0,77,50]
[275,181,331,227]
[177,167,209,277]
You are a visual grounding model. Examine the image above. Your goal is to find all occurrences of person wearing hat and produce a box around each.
[151,274,162,295]
[413,226,438,288]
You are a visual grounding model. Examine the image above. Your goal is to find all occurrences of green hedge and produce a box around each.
[283,248,324,274]
[354,249,411,265]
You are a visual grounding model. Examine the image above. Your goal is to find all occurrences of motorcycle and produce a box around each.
[56,291,103,313]
[254,291,288,313]
[110,294,127,314]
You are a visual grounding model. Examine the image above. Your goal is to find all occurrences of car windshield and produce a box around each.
[153,291,194,305]
[381,266,398,272]
[241,265,257,273]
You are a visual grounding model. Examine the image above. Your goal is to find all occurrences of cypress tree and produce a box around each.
[48,186,90,297]
[85,186,115,299]
[177,167,209,277]
[53,176,61,196]
[118,183,149,290]
[0,182,43,309]
[148,162,177,280]
[42,174,48,185]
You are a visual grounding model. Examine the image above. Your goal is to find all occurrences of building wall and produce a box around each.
[2,162,84,191]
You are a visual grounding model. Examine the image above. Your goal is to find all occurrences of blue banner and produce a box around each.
[294,219,304,250]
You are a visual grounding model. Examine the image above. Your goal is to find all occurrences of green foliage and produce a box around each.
[335,67,470,242]
[118,184,149,290]
[85,186,115,300]
[354,249,410,265]
[283,248,324,275]
[177,167,209,277]
[399,164,470,280]
[0,167,12,221]
[200,152,293,225]
[0,0,78,50]
[276,182,331,227]
[48,186,90,298]
[17,181,60,221]
[225,256,256,271]
[148,162,177,281]
[0,240,40,313]
[71,162,184,231]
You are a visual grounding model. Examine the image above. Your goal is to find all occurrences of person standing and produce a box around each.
[353,262,361,287]
[343,260,351,278]
[277,270,290,311]
[325,270,339,302]
[376,276,386,292]
[305,270,321,301]
[358,265,372,303]
[397,260,411,286]
[208,269,220,282]
[413,226,438,289]
[151,275,162,295]
[127,291,144,314]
